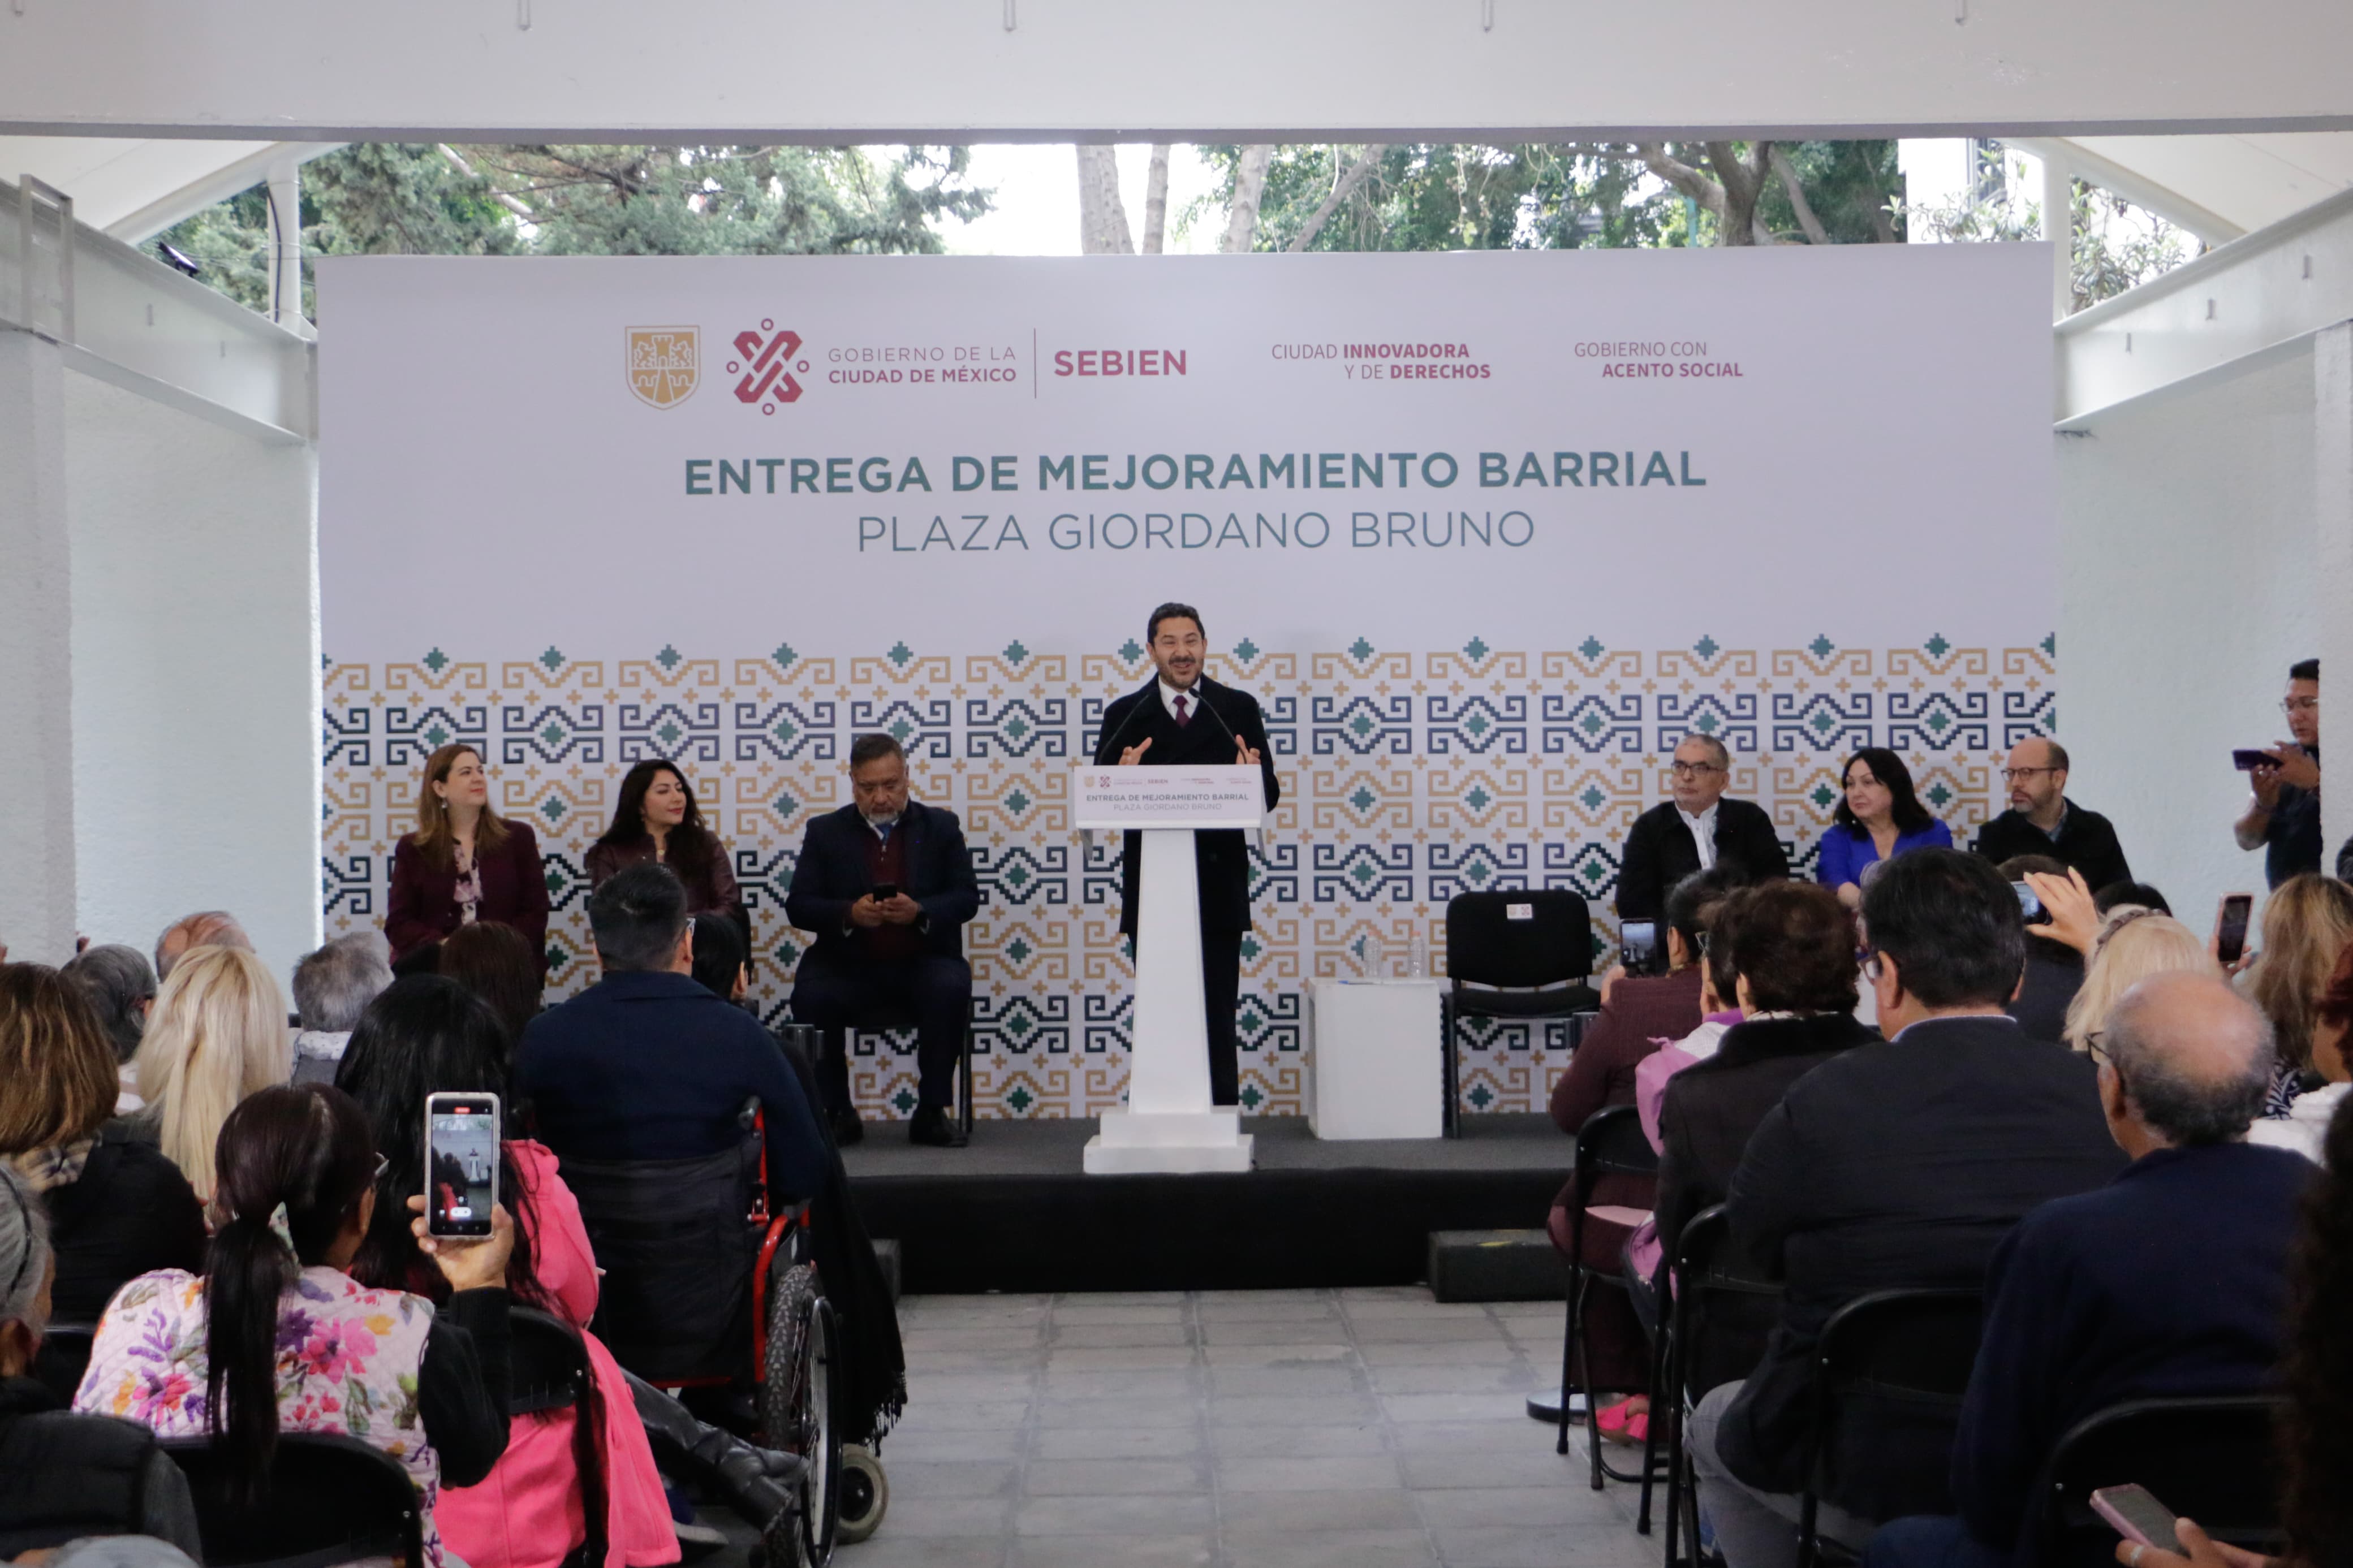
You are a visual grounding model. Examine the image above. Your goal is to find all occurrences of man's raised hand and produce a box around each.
[1118,737,1153,766]
[1234,735,1263,768]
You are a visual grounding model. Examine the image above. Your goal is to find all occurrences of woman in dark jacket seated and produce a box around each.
[0,1162,204,1555]
[0,965,205,1327]
[1652,881,1878,1388]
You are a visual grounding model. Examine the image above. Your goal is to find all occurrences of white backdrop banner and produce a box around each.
[318,247,2056,1118]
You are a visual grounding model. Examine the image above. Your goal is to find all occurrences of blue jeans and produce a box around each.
[1864,1516,2008,1568]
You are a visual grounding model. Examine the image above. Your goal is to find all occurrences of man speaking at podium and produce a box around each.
[1095,602,1282,1107]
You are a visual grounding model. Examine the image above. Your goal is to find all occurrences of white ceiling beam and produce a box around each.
[2,1,2351,144]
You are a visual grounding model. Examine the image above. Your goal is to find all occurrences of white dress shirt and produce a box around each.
[1678,802,1720,871]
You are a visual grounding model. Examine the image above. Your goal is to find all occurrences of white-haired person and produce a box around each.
[130,945,290,1203]
[291,931,395,1085]
[0,1161,204,1553]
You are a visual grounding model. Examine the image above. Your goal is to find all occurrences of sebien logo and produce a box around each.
[1051,346,1187,378]
[728,319,807,413]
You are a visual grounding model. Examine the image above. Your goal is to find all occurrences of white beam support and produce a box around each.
[2041,150,2074,323]
[2,1,2352,143]
[0,175,314,444]
[2005,136,2250,246]
[0,327,76,966]
[2319,323,2353,871]
[2055,185,2353,427]
[265,153,308,336]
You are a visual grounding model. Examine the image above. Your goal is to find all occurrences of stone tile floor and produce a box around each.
[837,1288,1661,1568]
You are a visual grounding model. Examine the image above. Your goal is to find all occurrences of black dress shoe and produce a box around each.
[829,1109,864,1146]
[908,1106,967,1147]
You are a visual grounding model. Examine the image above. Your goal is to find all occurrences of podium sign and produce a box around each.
[1073,764,1265,1174]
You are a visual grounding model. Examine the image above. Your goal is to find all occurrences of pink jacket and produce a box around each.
[436,1141,680,1568]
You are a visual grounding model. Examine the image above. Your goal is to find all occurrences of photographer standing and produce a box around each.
[2236,658,2322,888]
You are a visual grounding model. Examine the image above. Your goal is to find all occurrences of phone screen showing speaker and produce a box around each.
[1621,921,1658,975]
[425,1094,499,1238]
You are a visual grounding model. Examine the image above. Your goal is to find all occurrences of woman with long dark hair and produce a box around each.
[336,976,676,1568]
[386,742,550,975]
[1816,746,1952,909]
[75,1083,511,1565]
[587,758,748,935]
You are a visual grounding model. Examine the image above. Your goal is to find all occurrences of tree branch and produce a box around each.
[1635,142,1723,215]
[1287,144,1387,253]
[1223,145,1274,253]
[1766,144,1829,244]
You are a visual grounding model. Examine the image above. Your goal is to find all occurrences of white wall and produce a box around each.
[2057,346,2318,927]
[64,372,320,988]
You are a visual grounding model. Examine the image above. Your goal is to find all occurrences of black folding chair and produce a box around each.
[2036,1395,2287,1568]
[510,1306,607,1568]
[161,1431,424,1568]
[29,1321,96,1405]
[818,995,979,1133]
[1658,1206,1784,1568]
[1796,1288,1985,1568]
[1442,889,1600,1136]
[1556,1104,1666,1504]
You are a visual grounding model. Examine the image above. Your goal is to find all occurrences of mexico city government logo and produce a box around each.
[729,319,806,414]
[625,326,699,409]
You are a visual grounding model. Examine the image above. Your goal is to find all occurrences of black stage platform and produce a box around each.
[841,1112,1568,1294]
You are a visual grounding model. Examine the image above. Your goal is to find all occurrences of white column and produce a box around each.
[0,330,77,963]
[266,154,309,334]
[2318,322,2353,870]
[2041,153,2074,322]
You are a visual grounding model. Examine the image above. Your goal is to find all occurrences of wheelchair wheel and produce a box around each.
[760,1261,840,1568]
[837,1444,888,1544]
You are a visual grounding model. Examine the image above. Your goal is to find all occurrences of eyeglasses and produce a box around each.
[1999,767,2059,782]
[1670,762,1723,778]
[1862,953,1885,983]
[2283,698,2320,714]
[2084,1032,2110,1066]
[372,1152,390,1185]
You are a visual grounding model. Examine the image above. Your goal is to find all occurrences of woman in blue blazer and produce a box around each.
[1816,746,1952,907]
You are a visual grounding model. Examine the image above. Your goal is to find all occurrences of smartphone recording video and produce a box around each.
[425,1092,499,1239]
[2217,893,2254,967]
[1620,920,1659,977]
[2012,880,2042,919]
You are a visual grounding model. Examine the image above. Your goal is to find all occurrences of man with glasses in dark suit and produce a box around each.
[1615,733,1789,922]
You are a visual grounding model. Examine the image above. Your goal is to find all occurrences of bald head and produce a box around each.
[2103,971,2274,1148]
[154,910,252,979]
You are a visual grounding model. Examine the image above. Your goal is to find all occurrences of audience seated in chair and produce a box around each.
[0,1163,204,1558]
[75,1083,513,1568]
[0,966,204,1329]
[518,862,825,1203]
[290,931,394,1085]
[334,976,679,1568]
[2251,940,2353,1163]
[151,910,251,982]
[1689,849,2128,1568]
[128,944,291,1205]
[436,920,547,1054]
[2241,874,2353,1118]
[2059,909,2214,1054]
[1649,883,1877,1388]
[1549,866,1744,1441]
[1867,971,2311,1568]
[60,944,158,1113]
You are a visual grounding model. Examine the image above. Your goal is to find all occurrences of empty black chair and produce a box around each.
[1798,1288,1986,1568]
[1442,889,1600,1135]
[28,1322,95,1406]
[1658,1206,1784,1568]
[2037,1395,2287,1568]
[161,1431,423,1568]
[1557,1104,1666,1504]
[509,1306,606,1568]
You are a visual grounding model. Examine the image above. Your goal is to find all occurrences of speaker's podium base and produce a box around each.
[1083,1109,1256,1175]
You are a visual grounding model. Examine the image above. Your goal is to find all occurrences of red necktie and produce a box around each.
[1174,694,1191,727]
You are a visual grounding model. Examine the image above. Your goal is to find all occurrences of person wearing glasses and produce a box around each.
[2236,658,2322,889]
[1615,734,1790,922]
[1970,737,2133,893]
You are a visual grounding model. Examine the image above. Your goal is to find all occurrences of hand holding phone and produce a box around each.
[1620,920,1659,977]
[869,882,900,902]
[425,1092,499,1239]
[2091,1485,2179,1550]
[2233,749,2277,772]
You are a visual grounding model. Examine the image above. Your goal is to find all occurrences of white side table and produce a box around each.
[1307,977,1445,1140]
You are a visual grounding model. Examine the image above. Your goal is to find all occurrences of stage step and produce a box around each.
[1427,1228,1567,1303]
[873,1239,902,1303]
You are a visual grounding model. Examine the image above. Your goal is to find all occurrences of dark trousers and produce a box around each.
[1203,926,1242,1108]
[790,948,971,1116]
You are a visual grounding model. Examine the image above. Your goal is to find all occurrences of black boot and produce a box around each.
[909,1104,967,1147]
[625,1368,804,1529]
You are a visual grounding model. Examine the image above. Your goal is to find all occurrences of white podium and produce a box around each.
[1073,763,1265,1175]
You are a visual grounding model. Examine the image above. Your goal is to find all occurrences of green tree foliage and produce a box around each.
[155,142,992,321]
[1190,141,1901,253]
